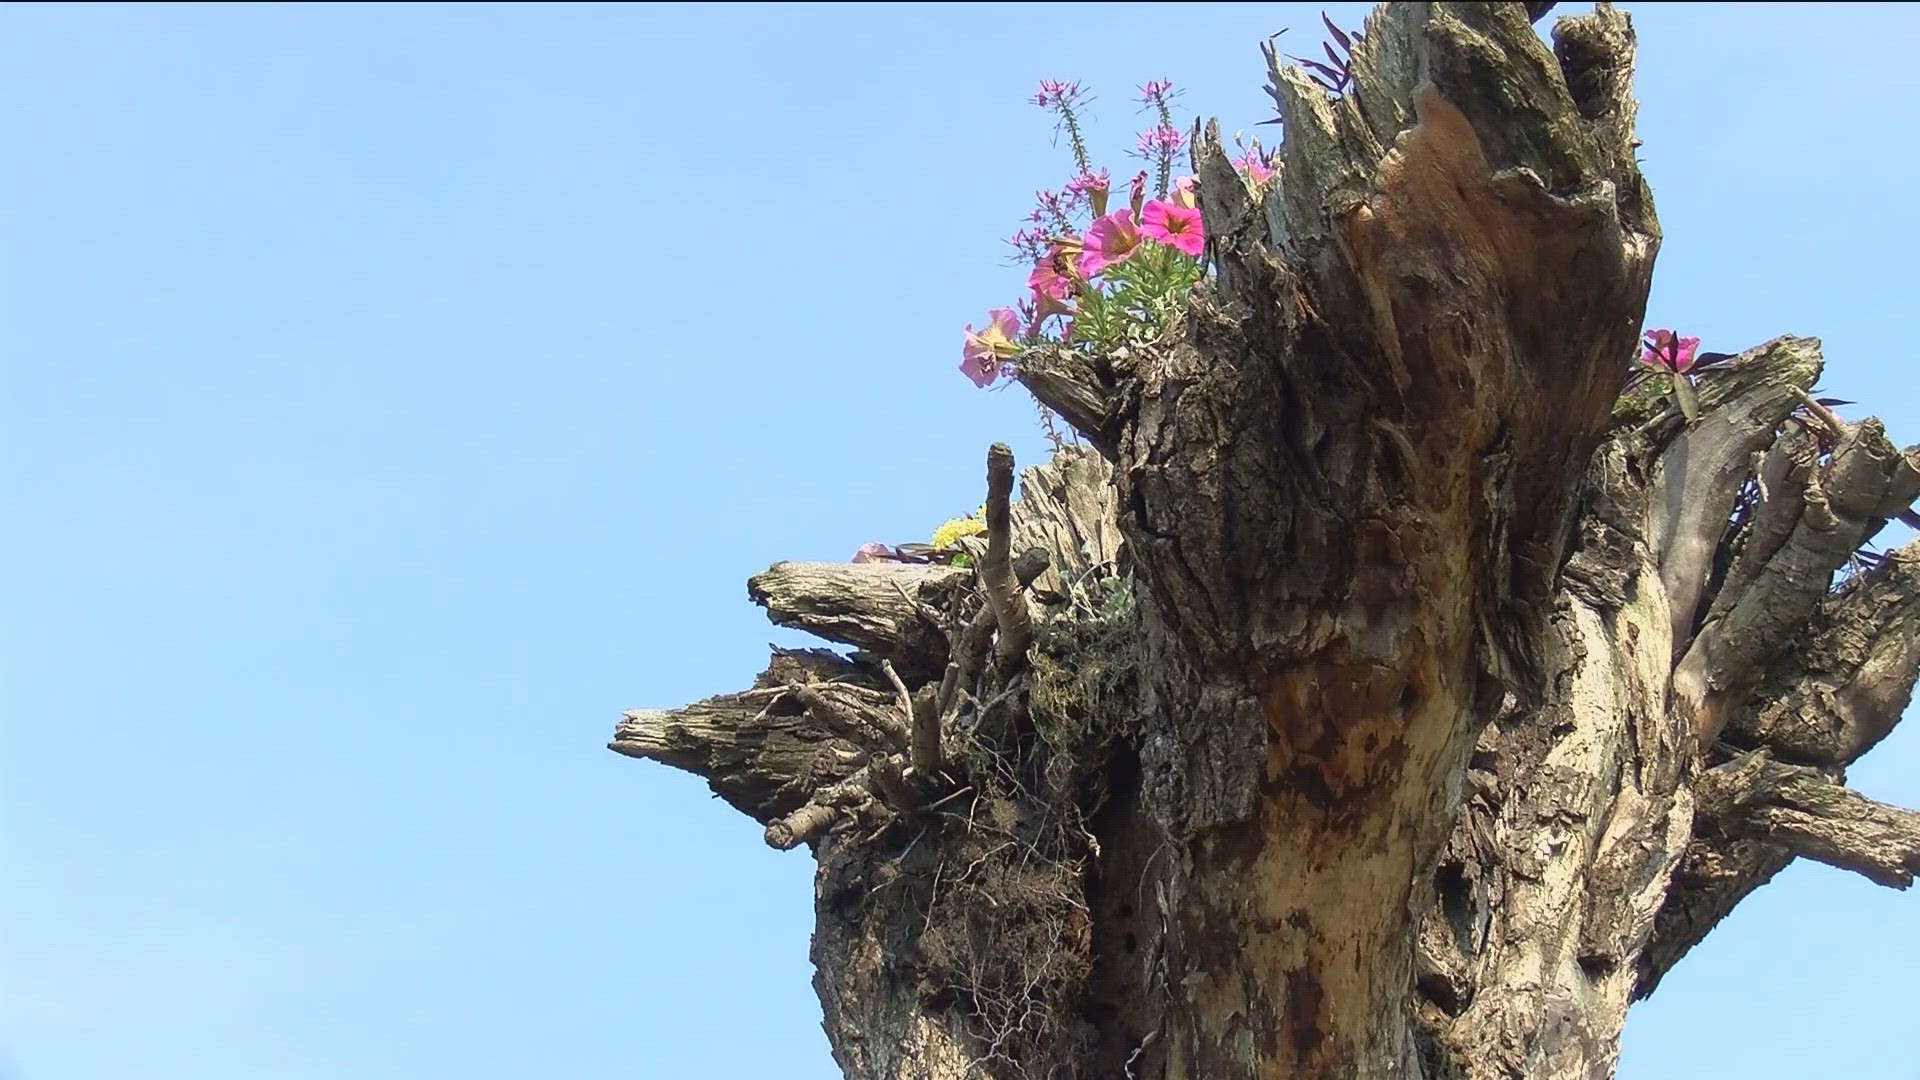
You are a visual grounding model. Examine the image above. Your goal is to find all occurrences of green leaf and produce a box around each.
[1672,372,1700,422]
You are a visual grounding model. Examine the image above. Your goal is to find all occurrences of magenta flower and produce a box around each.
[1127,170,1148,216]
[1641,329,1702,373]
[1234,149,1275,187]
[1029,188,1071,231]
[1138,79,1175,106]
[1033,79,1082,109]
[1141,199,1205,257]
[1006,226,1050,262]
[1171,175,1198,210]
[1063,168,1110,215]
[852,542,890,564]
[961,307,1022,387]
[1079,209,1143,276]
[1136,125,1185,160]
[1064,170,1108,200]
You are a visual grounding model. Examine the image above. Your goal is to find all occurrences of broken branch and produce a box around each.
[797,683,906,753]
[610,648,870,824]
[982,444,1035,661]
[1698,751,1920,890]
[1676,417,1920,746]
[1015,347,1119,456]
[869,753,919,811]
[884,658,941,774]
[765,771,876,851]
[748,561,967,676]
[1646,337,1822,658]
[935,546,1052,725]
[1642,538,1920,995]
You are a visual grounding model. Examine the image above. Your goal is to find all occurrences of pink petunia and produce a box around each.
[1141,199,1205,258]
[1641,329,1701,373]
[1030,247,1078,324]
[1127,170,1148,217]
[1079,210,1143,276]
[1030,285,1073,326]
[1170,175,1199,210]
[1028,256,1072,302]
[961,307,1022,387]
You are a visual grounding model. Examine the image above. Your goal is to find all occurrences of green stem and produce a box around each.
[1154,100,1176,196]
[1058,102,1092,178]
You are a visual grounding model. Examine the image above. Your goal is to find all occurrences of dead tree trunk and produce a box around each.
[611,4,1920,1078]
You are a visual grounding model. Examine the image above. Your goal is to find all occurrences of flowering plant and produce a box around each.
[1624,328,1738,422]
[959,79,1276,388]
[851,506,988,568]
[1639,328,1705,420]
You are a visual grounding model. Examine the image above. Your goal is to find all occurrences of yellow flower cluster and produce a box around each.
[930,510,988,551]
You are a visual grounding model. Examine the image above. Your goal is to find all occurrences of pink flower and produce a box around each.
[1127,170,1148,217]
[1039,298,1073,327]
[1033,80,1082,109]
[1030,286,1073,326]
[1234,149,1274,187]
[1141,199,1204,257]
[1170,175,1198,210]
[1136,124,1182,163]
[1006,227,1049,262]
[852,542,890,564]
[1136,125,1184,160]
[961,307,1022,387]
[1138,79,1174,106]
[1064,169,1109,201]
[1029,247,1077,324]
[1063,168,1110,215]
[1641,329,1701,373]
[1079,209,1143,276]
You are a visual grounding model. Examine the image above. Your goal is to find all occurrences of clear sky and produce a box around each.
[3,3,1916,1078]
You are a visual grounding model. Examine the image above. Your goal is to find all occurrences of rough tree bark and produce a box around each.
[611,4,1920,1078]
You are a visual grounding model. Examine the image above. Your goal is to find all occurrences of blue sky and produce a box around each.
[3,3,1916,1078]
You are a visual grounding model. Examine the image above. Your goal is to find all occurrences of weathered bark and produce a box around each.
[611,4,1920,1079]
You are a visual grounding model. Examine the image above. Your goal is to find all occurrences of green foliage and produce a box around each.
[1069,241,1206,354]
